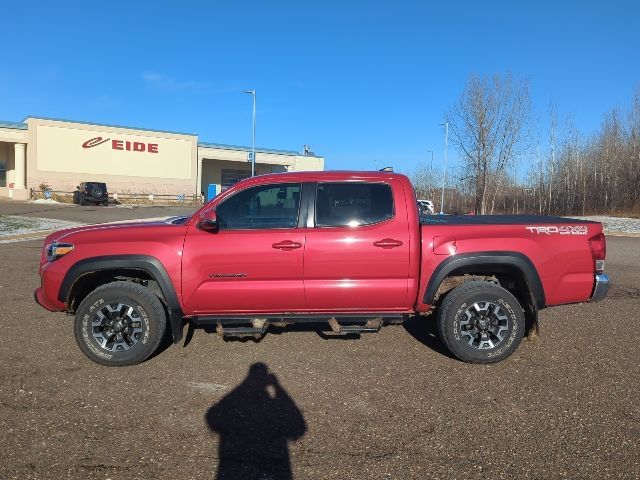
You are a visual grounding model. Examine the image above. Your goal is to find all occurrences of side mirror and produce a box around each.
[76,186,80,190]
[198,210,218,232]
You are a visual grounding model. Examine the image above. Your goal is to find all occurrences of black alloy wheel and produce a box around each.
[436,281,525,364]
[74,281,166,366]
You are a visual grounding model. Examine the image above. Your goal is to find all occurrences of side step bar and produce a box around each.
[321,317,383,336]
[191,313,406,339]
[214,318,269,339]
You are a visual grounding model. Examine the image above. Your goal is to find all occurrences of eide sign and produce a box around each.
[82,137,159,153]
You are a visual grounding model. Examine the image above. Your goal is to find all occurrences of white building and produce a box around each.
[0,116,324,200]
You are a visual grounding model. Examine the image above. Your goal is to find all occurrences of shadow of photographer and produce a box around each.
[205,362,306,480]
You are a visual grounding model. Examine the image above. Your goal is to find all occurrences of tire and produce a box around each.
[80,196,85,206]
[74,281,167,366]
[436,281,525,364]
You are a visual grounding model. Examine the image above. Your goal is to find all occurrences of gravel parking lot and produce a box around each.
[0,204,638,479]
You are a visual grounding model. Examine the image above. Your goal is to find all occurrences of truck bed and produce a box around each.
[420,214,600,226]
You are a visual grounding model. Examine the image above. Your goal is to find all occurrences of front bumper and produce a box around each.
[589,273,610,302]
[34,261,68,312]
[34,287,61,311]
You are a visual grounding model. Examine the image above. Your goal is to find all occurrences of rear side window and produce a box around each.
[315,182,394,227]
[217,183,301,230]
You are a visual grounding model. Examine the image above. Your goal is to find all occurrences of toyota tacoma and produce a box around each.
[35,171,609,366]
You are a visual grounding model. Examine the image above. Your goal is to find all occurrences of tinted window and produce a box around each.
[85,182,107,191]
[217,183,301,230]
[315,183,394,227]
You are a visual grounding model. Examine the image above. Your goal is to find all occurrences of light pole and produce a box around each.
[425,149,434,200]
[439,122,449,214]
[426,150,434,171]
[243,90,256,176]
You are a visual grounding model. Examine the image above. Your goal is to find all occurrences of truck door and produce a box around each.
[303,180,411,310]
[181,182,306,314]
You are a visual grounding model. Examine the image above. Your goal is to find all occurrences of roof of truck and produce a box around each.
[246,170,408,184]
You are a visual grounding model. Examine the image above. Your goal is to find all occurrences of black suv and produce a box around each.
[73,182,109,206]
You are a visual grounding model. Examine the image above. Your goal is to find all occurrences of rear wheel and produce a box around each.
[74,281,166,366]
[80,196,85,206]
[436,281,525,364]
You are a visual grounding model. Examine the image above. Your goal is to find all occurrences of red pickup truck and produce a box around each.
[35,171,609,366]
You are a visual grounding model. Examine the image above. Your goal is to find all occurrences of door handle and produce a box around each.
[272,240,303,250]
[373,238,403,249]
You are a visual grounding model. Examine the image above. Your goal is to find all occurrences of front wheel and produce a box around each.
[436,281,525,364]
[74,281,167,366]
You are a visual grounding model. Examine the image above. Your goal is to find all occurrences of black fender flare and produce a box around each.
[423,251,546,309]
[58,255,184,343]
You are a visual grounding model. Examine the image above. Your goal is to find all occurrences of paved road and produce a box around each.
[0,219,638,478]
[0,199,197,224]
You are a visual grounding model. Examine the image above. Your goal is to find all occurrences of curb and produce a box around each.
[604,232,640,238]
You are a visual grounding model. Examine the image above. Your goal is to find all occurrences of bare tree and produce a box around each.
[411,162,438,202]
[447,73,531,214]
[411,82,640,218]
[524,85,640,217]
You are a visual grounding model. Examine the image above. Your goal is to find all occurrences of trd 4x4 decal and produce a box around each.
[525,225,588,235]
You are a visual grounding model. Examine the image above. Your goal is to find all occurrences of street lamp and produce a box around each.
[438,122,449,214]
[426,150,434,171]
[425,149,434,200]
[243,90,256,177]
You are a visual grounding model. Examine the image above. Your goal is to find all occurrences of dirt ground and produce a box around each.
[0,203,638,479]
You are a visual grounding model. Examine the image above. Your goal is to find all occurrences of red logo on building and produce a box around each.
[82,137,158,153]
[82,137,110,148]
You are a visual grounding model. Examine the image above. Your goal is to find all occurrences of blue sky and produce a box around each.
[1,1,638,176]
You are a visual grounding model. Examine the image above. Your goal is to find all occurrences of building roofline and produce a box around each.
[8,115,321,158]
[23,115,198,137]
[197,141,303,157]
[0,120,28,130]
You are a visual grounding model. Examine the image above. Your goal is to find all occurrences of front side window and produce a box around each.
[216,183,301,230]
[315,182,394,227]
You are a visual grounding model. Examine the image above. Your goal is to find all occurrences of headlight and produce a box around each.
[46,243,74,262]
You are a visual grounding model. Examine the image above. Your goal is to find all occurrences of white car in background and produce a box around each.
[417,199,435,215]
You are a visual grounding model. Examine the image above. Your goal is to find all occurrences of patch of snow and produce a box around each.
[0,215,79,238]
[30,198,61,204]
